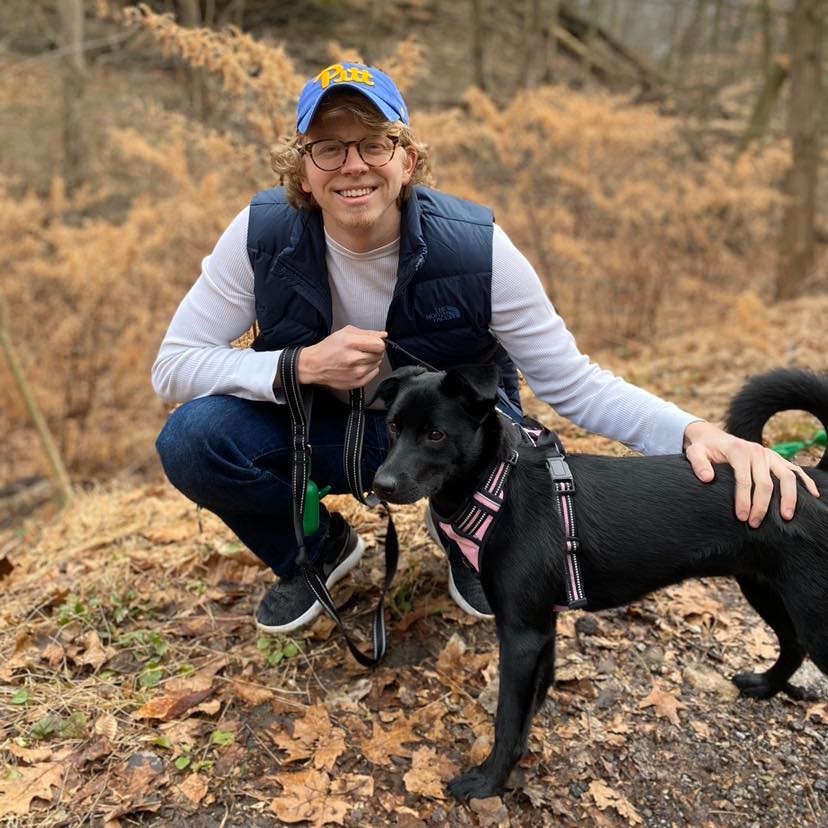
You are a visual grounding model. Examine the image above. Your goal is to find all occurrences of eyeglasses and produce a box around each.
[300,135,400,172]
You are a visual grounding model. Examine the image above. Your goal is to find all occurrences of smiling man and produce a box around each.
[152,61,817,636]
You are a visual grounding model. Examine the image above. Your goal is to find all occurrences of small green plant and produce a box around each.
[211,729,235,747]
[10,689,30,705]
[29,711,86,741]
[256,635,303,667]
[56,594,90,626]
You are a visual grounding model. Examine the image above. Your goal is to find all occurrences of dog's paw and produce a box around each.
[732,672,782,700]
[448,768,504,802]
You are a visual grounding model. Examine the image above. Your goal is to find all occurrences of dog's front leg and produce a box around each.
[449,621,557,801]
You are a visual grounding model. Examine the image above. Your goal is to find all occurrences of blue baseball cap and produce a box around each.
[296,62,410,134]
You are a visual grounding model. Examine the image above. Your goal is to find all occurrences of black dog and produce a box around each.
[371,366,828,801]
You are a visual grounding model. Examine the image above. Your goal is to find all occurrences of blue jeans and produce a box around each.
[155,392,390,577]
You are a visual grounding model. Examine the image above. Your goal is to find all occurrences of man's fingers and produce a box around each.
[685,445,715,484]
[774,463,798,521]
[795,465,821,498]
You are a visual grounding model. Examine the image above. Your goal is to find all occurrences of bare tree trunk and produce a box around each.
[59,0,86,193]
[544,0,560,83]
[521,0,560,87]
[470,0,488,91]
[733,56,788,159]
[776,0,824,299]
[759,0,773,70]
[676,0,707,80]
[175,0,207,118]
[582,0,603,86]
[709,0,724,53]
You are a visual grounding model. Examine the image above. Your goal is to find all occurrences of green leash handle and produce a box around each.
[771,429,827,460]
[303,479,331,536]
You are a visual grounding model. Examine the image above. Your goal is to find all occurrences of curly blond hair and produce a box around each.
[270,90,434,211]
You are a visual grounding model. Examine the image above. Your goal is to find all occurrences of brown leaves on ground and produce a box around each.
[0,760,66,816]
[588,780,643,825]
[638,683,688,726]
[2,297,828,824]
[269,767,373,826]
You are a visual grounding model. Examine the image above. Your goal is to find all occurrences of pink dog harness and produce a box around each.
[433,428,588,611]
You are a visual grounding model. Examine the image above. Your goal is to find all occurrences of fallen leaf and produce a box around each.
[436,633,467,674]
[0,761,65,816]
[588,779,643,825]
[6,743,53,764]
[175,773,210,805]
[165,656,228,693]
[76,629,116,669]
[806,702,828,724]
[741,625,778,661]
[133,688,213,721]
[231,679,275,706]
[690,720,712,740]
[270,768,349,826]
[470,795,510,827]
[142,526,193,545]
[94,713,119,740]
[40,642,65,667]
[402,746,459,800]
[270,705,346,771]
[329,773,374,798]
[361,713,421,766]
[469,733,493,765]
[638,684,687,726]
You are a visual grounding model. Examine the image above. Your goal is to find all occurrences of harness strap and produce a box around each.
[546,451,587,609]
[436,449,518,571]
[280,347,396,668]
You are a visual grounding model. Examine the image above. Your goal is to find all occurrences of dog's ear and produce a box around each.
[441,364,501,411]
[369,365,427,407]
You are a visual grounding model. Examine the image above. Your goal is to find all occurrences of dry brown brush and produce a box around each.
[0,11,795,484]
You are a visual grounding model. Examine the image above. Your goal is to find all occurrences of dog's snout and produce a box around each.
[372,471,398,499]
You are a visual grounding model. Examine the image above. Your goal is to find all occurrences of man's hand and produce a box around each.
[683,420,820,527]
[297,326,387,390]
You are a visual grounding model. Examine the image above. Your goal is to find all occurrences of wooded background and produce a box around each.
[0,0,826,508]
[2,5,828,826]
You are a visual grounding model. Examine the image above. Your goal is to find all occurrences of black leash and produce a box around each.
[280,346,398,668]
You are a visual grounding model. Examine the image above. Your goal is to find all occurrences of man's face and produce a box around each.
[300,109,417,252]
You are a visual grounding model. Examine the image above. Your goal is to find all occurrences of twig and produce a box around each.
[0,288,73,507]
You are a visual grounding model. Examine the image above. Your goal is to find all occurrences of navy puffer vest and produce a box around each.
[246,185,522,412]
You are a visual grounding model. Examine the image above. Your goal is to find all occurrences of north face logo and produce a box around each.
[425,305,461,323]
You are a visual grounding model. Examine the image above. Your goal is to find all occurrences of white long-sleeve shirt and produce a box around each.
[151,206,698,455]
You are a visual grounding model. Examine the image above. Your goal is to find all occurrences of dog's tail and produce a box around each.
[725,368,828,470]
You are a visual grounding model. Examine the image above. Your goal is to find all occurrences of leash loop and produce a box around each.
[279,346,396,668]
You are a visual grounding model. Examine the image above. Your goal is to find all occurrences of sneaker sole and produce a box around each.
[424,506,494,620]
[255,534,366,634]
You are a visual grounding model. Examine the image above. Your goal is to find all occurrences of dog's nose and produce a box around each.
[372,472,397,499]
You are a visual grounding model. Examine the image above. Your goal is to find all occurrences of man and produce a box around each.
[153,61,818,634]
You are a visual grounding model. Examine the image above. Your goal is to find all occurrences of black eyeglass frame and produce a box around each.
[299,135,401,171]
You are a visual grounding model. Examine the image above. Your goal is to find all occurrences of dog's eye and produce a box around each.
[427,430,444,442]
[387,422,398,435]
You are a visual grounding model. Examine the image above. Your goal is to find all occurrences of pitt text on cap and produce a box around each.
[315,63,376,90]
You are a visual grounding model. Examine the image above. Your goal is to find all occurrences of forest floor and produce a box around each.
[1,292,827,828]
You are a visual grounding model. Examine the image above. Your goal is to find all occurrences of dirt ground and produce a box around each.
[1,294,827,827]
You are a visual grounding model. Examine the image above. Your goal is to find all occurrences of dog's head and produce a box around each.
[370,364,502,504]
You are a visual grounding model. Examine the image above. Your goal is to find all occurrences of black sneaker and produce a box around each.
[425,506,494,619]
[255,513,365,634]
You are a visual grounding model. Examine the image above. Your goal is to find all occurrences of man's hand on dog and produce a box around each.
[297,325,387,389]
[683,420,820,527]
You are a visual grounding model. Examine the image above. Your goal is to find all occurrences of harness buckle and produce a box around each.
[547,456,574,487]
